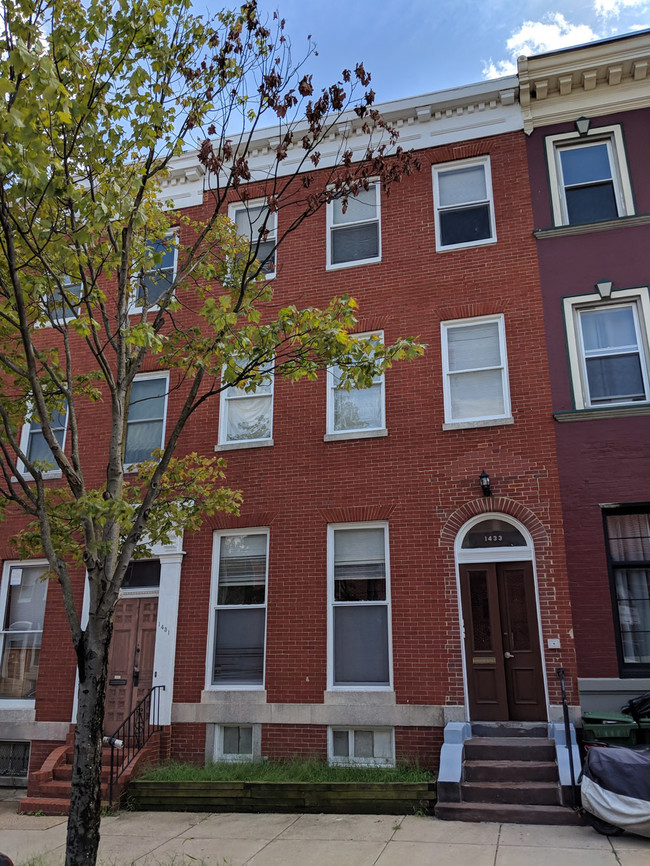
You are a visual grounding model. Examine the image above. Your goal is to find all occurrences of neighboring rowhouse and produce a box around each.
[1,74,579,795]
[519,30,650,715]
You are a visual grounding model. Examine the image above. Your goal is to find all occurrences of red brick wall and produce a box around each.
[2,128,578,775]
[169,723,206,766]
[261,724,328,760]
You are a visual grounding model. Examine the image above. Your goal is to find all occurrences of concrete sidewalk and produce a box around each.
[1,787,649,866]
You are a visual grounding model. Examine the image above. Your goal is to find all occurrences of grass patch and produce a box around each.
[138,758,433,784]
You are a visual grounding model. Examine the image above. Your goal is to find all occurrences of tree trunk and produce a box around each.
[65,615,111,866]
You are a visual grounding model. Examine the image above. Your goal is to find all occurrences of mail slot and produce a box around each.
[472,657,496,665]
[109,677,128,686]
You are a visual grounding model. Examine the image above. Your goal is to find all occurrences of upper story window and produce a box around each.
[19,403,68,477]
[42,279,82,325]
[326,332,386,438]
[229,200,277,278]
[0,562,48,702]
[604,509,650,674]
[209,530,268,687]
[124,373,169,466]
[564,288,650,411]
[328,523,391,689]
[545,126,634,227]
[136,237,177,307]
[327,184,381,269]
[441,315,511,427]
[432,157,496,251]
[218,359,274,448]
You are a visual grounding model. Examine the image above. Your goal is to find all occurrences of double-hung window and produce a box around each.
[42,279,82,326]
[441,315,511,426]
[604,509,650,673]
[136,237,177,306]
[124,374,169,466]
[218,360,274,447]
[0,562,48,701]
[326,332,386,437]
[19,403,68,476]
[327,184,381,268]
[564,288,650,410]
[209,530,268,687]
[545,126,634,227]
[229,201,277,278]
[433,157,496,250]
[329,523,391,689]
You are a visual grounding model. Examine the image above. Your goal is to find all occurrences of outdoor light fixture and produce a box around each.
[575,116,591,136]
[479,470,492,497]
[595,279,613,299]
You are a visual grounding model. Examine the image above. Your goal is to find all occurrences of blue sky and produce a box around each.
[204,0,650,103]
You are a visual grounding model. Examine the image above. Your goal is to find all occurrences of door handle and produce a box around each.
[132,667,140,686]
[504,651,514,659]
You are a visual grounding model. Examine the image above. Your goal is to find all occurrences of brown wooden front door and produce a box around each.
[104,596,158,734]
[460,562,546,722]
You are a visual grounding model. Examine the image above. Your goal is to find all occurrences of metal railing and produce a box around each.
[556,667,578,807]
[105,684,165,806]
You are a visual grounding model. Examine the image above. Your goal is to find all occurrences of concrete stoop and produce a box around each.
[436,722,582,826]
[19,732,163,816]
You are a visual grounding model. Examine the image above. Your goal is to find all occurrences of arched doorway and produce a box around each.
[456,515,547,722]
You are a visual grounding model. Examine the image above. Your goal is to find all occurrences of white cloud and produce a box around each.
[482,12,600,79]
[594,0,650,18]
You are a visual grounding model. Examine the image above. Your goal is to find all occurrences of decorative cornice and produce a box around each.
[158,150,206,209]
[518,31,650,133]
[207,78,521,185]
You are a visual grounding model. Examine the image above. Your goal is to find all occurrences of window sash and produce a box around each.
[434,159,495,249]
[124,376,168,465]
[220,361,274,444]
[327,332,385,434]
[24,406,68,471]
[231,202,277,276]
[212,532,268,687]
[328,185,381,267]
[0,564,48,701]
[329,525,391,688]
[442,317,509,422]
[577,304,649,407]
[137,237,177,305]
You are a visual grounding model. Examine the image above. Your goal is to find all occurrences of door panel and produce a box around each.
[498,564,546,720]
[461,561,545,722]
[460,564,508,720]
[104,597,158,734]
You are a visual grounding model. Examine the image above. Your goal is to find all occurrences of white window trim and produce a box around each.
[545,125,634,228]
[37,279,83,329]
[129,232,178,313]
[327,521,393,692]
[217,361,274,448]
[326,183,382,271]
[124,371,169,470]
[16,403,69,480]
[328,726,395,767]
[0,559,48,708]
[564,287,650,411]
[228,199,277,280]
[213,723,261,762]
[205,527,269,691]
[441,314,512,427]
[432,156,497,252]
[325,331,386,438]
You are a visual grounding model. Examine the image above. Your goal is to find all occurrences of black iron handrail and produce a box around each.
[105,684,165,806]
[556,667,578,807]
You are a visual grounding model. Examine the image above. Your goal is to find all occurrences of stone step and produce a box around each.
[464,737,556,762]
[53,765,112,783]
[471,723,548,739]
[460,781,561,806]
[464,760,558,783]
[435,801,583,826]
[19,796,111,817]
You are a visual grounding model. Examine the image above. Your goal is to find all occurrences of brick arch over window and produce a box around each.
[440,497,549,550]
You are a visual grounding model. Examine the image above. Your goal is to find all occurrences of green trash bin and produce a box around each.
[582,711,638,746]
